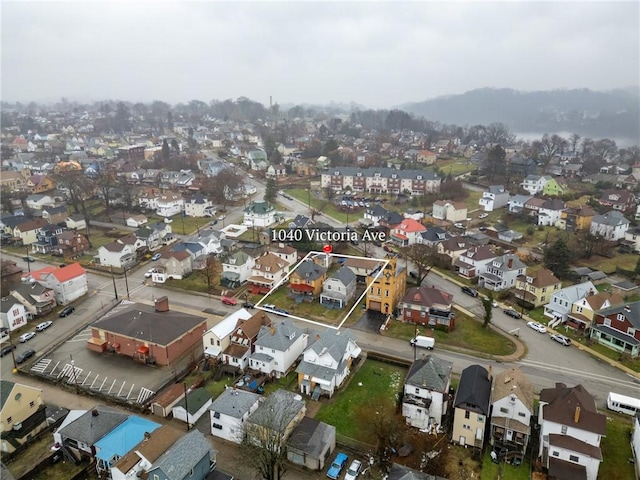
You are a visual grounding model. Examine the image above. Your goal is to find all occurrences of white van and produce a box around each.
[410,335,435,350]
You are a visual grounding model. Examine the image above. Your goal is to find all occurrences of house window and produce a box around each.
[478,415,484,423]
[154,475,160,480]
[500,407,508,414]
[561,425,567,434]
[617,313,625,321]
[569,455,579,463]
[415,388,420,394]
[190,468,194,476]
[604,318,611,327]
[464,411,470,419]
[518,412,526,418]
[6,416,11,424]
[552,451,559,457]
[29,401,34,408]
[628,328,636,336]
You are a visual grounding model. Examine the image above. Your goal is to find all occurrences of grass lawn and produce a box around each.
[259,286,357,324]
[463,190,483,212]
[436,158,476,177]
[575,254,639,275]
[585,341,640,373]
[314,359,406,442]
[285,188,353,223]
[165,270,218,294]
[481,452,530,480]
[599,414,636,480]
[385,312,517,357]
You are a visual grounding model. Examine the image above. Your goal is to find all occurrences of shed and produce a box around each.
[172,388,212,425]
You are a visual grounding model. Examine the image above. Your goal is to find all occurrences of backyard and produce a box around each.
[599,413,636,480]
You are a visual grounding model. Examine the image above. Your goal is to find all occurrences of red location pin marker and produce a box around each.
[323,244,332,254]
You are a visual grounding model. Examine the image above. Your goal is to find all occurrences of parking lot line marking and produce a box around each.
[108,378,117,394]
[127,384,135,399]
[82,371,92,385]
[99,377,107,391]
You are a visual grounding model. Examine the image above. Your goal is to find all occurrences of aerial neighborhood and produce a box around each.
[1,97,639,480]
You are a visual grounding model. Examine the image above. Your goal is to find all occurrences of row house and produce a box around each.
[398,286,455,331]
[479,254,526,292]
[454,245,497,279]
[590,210,629,241]
[479,185,509,212]
[320,167,441,195]
[590,302,640,358]
[222,311,271,371]
[452,365,492,451]
[514,269,561,308]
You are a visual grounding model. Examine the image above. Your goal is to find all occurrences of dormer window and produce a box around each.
[391,174,397,179]
[417,175,422,180]
[616,313,624,321]
[374,173,381,177]
[334,171,340,176]
[357,172,362,177]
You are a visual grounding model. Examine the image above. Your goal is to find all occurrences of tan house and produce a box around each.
[0,170,28,191]
[247,252,291,294]
[26,175,55,193]
[417,150,437,165]
[452,365,492,451]
[0,380,46,453]
[157,251,193,281]
[514,269,562,308]
[566,291,624,332]
[289,258,327,297]
[13,218,48,245]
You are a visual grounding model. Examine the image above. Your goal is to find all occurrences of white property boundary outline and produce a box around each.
[254,250,390,330]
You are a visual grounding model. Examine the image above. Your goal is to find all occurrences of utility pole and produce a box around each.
[25,246,31,273]
[110,267,119,300]
[183,382,190,432]
[123,265,130,300]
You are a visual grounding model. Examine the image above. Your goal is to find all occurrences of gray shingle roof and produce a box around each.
[286,416,335,458]
[329,266,356,286]
[294,260,326,281]
[57,405,128,446]
[254,319,304,351]
[249,390,305,430]
[327,167,439,181]
[173,388,211,415]
[405,355,452,393]
[149,429,212,480]
[592,210,629,227]
[208,388,260,419]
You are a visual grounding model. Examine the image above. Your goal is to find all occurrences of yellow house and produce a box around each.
[558,205,595,231]
[366,257,407,315]
[514,269,562,307]
[0,380,46,453]
[289,258,327,297]
[566,291,624,332]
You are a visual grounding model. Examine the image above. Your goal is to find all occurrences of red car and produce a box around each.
[221,297,237,306]
[383,244,395,253]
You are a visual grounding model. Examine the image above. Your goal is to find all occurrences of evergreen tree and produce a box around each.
[544,238,572,279]
[264,178,277,204]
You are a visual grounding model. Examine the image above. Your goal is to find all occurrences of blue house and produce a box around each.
[147,429,215,480]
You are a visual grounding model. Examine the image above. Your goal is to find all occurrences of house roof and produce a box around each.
[249,389,305,430]
[292,259,326,281]
[405,355,452,393]
[461,245,496,261]
[94,415,161,463]
[592,210,629,227]
[0,296,22,313]
[400,286,453,309]
[207,308,253,339]
[150,383,185,409]
[173,388,211,415]
[397,218,426,233]
[0,380,17,410]
[253,252,288,273]
[254,319,304,351]
[149,429,212,480]
[93,301,206,346]
[548,433,602,460]
[597,301,640,329]
[286,416,335,458]
[112,425,183,474]
[420,226,451,243]
[343,257,382,272]
[57,405,129,446]
[208,388,261,419]
[15,218,47,232]
[453,365,491,415]
[102,240,127,252]
[539,383,606,435]
[491,368,534,411]
[517,269,560,288]
[488,253,526,272]
[244,201,274,214]
[328,265,356,286]
[161,250,191,262]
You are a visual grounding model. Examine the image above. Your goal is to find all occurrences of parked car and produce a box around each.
[22,256,36,262]
[151,253,162,261]
[59,306,75,317]
[36,321,53,332]
[16,348,36,364]
[145,268,159,278]
[327,452,348,479]
[383,244,395,253]
[454,222,465,229]
[274,308,289,316]
[262,304,276,310]
[527,321,547,333]
[345,459,362,480]
[478,212,489,219]
[0,344,16,357]
[409,271,418,279]
[221,297,237,306]
[550,334,572,346]
[461,286,478,297]
[218,215,226,221]
[492,300,499,308]
[19,332,36,343]
[503,309,522,319]
[242,302,255,309]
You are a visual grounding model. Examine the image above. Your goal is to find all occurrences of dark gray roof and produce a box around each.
[290,214,311,228]
[329,266,356,286]
[0,295,22,313]
[367,204,388,217]
[294,260,326,281]
[453,365,491,415]
[150,429,213,480]
[597,301,640,330]
[249,389,305,430]
[328,167,439,181]
[208,388,260,419]
[10,283,52,304]
[57,406,128,446]
[592,210,629,227]
[405,355,452,393]
[384,212,404,225]
[254,319,304,351]
[420,226,451,243]
[173,388,211,415]
[92,302,206,346]
[286,416,335,458]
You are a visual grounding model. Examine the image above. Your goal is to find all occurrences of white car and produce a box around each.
[145,268,159,278]
[36,321,53,332]
[344,459,362,480]
[527,321,547,333]
[218,215,226,221]
[550,334,572,346]
[478,212,489,219]
[19,332,36,343]
[454,222,465,229]
[248,173,255,179]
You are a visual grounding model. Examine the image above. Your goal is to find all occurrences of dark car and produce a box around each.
[59,306,75,317]
[16,348,36,364]
[409,271,418,279]
[0,344,16,357]
[22,256,36,262]
[274,308,289,316]
[503,309,522,319]
[242,302,255,309]
[461,286,479,297]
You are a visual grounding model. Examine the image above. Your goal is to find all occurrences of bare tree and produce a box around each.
[95,169,117,214]
[202,255,221,292]
[569,133,581,154]
[202,168,244,209]
[531,134,568,166]
[400,244,440,285]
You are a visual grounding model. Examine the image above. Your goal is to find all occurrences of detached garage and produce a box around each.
[172,388,212,426]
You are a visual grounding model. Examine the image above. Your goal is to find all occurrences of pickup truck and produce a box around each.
[326,452,348,479]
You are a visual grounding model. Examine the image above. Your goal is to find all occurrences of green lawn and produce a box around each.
[435,158,476,177]
[575,254,639,275]
[481,452,530,480]
[599,414,636,480]
[385,311,517,357]
[314,359,406,442]
[285,188,353,223]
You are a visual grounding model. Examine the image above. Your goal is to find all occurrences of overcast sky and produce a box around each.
[2,1,638,108]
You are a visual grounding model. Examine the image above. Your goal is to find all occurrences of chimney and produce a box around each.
[154,296,169,312]
[144,431,151,440]
[270,326,275,336]
[625,305,631,312]
[507,257,513,269]
[91,409,99,417]
[488,365,493,382]
[574,406,581,423]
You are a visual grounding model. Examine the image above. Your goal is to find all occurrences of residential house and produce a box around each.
[10,283,56,317]
[559,205,596,232]
[0,381,46,453]
[319,266,357,309]
[417,226,452,248]
[543,178,569,197]
[523,197,547,218]
[402,355,453,431]
[221,311,271,371]
[202,309,253,360]
[507,194,532,214]
[342,257,382,284]
[42,205,68,225]
[32,223,63,254]
[479,185,509,212]
[598,189,636,213]
[364,204,389,226]
[150,384,185,418]
[247,252,291,294]
[508,153,537,176]
[26,263,88,305]
[184,194,214,218]
[96,240,136,268]
[54,231,90,258]
[379,211,405,229]
[171,388,212,426]
[416,150,437,165]
[296,328,361,399]
[138,189,160,210]
[289,214,313,229]
[365,257,407,315]
[145,429,215,480]
[249,319,308,378]
[197,230,225,256]
[13,218,48,245]
[125,214,147,228]
[514,269,562,308]
[221,250,255,288]
[590,210,630,241]
[490,368,534,459]
[244,201,276,227]
[209,388,261,443]
[521,175,548,195]
[398,286,455,331]
[248,150,268,170]
[94,416,161,476]
[290,259,327,298]
[86,298,207,367]
[622,226,640,253]
[321,167,441,195]
[452,365,492,450]
[454,245,498,279]
[156,193,184,217]
[566,292,624,332]
[437,236,470,265]
[590,302,640,358]
[479,253,526,292]
[65,214,87,231]
[0,170,28,191]
[154,251,192,282]
[0,295,28,331]
[266,163,287,179]
[286,416,336,471]
[432,200,467,222]
[1,215,27,236]
[544,281,597,326]
[538,383,606,480]
[25,194,55,210]
[391,218,427,246]
[537,199,566,227]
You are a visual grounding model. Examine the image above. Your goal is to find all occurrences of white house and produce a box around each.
[538,383,606,480]
[432,200,467,222]
[479,185,509,212]
[249,319,308,378]
[25,194,55,210]
[623,226,640,253]
[96,241,136,268]
[507,195,532,214]
[454,245,498,279]
[537,199,566,227]
[590,210,630,241]
[197,230,225,256]
[26,263,88,305]
[156,193,184,217]
[125,214,148,228]
[521,175,548,195]
[243,201,276,227]
[171,388,212,426]
[65,214,87,231]
[208,388,261,443]
[319,266,357,308]
[295,329,361,399]
[479,253,526,292]
[221,250,255,288]
[0,295,28,331]
[184,194,214,218]
[402,355,452,431]
[544,281,597,326]
[203,308,253,360]
[391,218,427,247]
